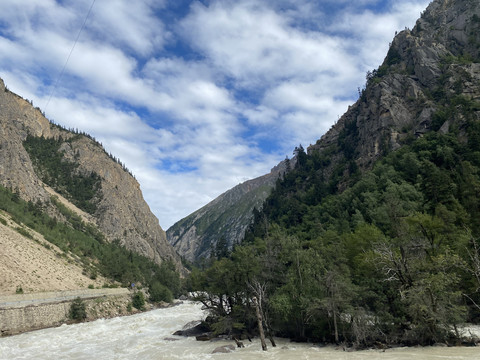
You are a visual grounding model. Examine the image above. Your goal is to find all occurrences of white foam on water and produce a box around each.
[1,301,479,360]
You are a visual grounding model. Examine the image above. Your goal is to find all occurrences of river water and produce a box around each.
[1,301,479,359]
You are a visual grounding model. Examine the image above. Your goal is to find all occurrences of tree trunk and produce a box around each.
[333,309,339,343]
[233,337,244,348]
[268,333,277,347]
[253,297,267,351]
[264,312,276,347]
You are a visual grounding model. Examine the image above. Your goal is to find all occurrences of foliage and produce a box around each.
[0,184,180,302]
[189,124,480,346]
[149,282,173,303]
[23,135,102,214]
[69,297,87,321]
[132,291,146,310]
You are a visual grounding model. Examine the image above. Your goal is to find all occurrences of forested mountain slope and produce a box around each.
[191,0,480,347]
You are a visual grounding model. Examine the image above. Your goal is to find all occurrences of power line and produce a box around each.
[44,0,96,112]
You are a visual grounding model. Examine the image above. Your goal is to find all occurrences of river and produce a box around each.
[0,301,479,359]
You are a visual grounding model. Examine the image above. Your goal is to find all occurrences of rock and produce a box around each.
[163,337,180,341]
[196,333,213,341]
[212,345,235,353]
[306,0,480,187]
[174,321,209,337]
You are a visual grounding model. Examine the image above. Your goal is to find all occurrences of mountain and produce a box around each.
[170,0,480,264]
[0,209,109,295]
[167,159,289,262]
[247,0,480,240]
[188,0,480,346]
[307,0,480,180]
[0,78,181,270]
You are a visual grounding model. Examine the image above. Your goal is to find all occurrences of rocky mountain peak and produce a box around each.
[308,0,480,178]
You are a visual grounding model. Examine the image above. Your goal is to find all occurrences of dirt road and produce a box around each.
[0,288,129,309]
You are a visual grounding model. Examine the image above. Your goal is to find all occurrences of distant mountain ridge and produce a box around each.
[167,159,289,262]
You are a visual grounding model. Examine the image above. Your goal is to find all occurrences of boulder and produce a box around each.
[195,333,213,341]
[173,320,208,337]
[212,345,235,353]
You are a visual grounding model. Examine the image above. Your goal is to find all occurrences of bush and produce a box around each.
[15,226,33,239]
[149,282,173,303]
[132,291,145,310]
[69,297,87,321]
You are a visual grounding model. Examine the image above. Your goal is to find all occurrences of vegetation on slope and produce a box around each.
[187,4,480,344]
[23,134,102,214]
[189,127,480,346]
[0,185,180,303]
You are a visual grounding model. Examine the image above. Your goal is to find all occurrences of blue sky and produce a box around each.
[0,0,430,229]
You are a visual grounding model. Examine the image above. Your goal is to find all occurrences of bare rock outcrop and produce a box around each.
[308,0,480,179]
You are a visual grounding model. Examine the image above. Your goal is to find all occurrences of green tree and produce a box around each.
[149,281,173,303]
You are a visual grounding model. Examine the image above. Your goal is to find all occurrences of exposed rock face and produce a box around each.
[308,0,480,176]
[167,160,288,262]
[0,79,181,268]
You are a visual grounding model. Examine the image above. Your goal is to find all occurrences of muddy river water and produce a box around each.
[0,301,479,359]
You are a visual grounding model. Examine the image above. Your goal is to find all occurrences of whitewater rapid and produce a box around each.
[1,301,479,359]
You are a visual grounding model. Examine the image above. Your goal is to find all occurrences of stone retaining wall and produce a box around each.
[0,288,131,336]
[0,301,71,336]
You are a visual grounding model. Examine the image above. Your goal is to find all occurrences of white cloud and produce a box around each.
[180,1,356,87]
[88,0,169,56]
[0,0,432,228]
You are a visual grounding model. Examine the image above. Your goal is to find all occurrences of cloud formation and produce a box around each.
[0,0,430,228]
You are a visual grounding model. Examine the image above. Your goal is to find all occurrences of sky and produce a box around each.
[0,0,431,229]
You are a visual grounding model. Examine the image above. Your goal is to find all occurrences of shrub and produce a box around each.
[132,291,145,310]
[15,226,33,239]
[69,297,87,321]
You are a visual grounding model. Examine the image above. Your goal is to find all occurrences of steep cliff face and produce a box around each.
[0,79,181,268]
[308,0,480,176]
[167,160,288,262]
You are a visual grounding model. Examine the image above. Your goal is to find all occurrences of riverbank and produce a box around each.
[0,288,188,337]
[1,301,480,360]
[0,288,133,336]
